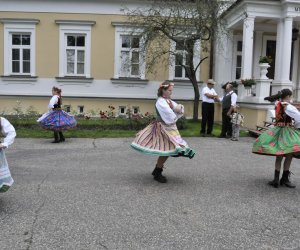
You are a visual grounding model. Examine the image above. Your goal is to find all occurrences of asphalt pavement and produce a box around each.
[0,137,300,250]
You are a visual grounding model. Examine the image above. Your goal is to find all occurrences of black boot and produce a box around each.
[280,170,296,188]
[152,166,167,183]
[52,131,60,143]
[268,170,280,188]
[59,132,65,142]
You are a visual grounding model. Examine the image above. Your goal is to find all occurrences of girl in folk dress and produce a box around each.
[252,89,300,188]
[0,117,16,193]
[131,81,195,183]
[37,86,77,143]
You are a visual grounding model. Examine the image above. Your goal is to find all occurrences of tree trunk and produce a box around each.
[190,75,200,121]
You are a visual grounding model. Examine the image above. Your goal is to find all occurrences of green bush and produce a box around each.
[5,115,188,131]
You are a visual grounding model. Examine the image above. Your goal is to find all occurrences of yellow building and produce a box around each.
[0,0,209,120]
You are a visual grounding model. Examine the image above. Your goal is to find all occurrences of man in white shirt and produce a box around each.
[200,79,218,136]
[215,83,238,138]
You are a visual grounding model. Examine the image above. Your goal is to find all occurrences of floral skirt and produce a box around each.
[0,150,14,193]
[252,126,300,158]
[131,121,195,158]
[38,110,77,131]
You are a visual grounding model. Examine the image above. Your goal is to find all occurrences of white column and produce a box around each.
[274,19,283,82]
[272,17,293,94]
[241,16,255,79]
[281,17,293,82]
[253,31,263,79]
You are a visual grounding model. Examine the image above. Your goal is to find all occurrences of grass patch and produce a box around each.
[12,118,249,138]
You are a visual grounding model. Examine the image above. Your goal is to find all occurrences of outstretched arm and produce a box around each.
[0,117,16,148]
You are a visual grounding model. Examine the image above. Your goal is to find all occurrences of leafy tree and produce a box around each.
[126,0,231,120]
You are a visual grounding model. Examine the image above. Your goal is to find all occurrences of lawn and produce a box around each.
[9,117,249,138]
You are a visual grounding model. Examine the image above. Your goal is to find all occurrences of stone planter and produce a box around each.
[259,63,270,80]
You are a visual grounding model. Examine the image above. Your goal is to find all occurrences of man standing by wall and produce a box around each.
[200,79,218,136]
[216,83,238,138]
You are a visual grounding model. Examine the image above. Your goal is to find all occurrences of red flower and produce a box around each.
[269,142,275,147]
[293,145,300,151]
[267,130,274,136]
[275,150,284,155]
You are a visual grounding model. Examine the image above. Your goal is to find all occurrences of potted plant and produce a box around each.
[241,79,256,88]
[259,56,272,79]
[259,56,272,64]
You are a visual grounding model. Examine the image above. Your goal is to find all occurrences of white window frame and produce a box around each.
[112,22,146,79]
[78,105,84,114]
[64,105,71,113]
[232,35,243,80]
[2,20,38,76]
[118,106,126,116]
[57,21,93,78]
[169,39,201,81]
[132,106,139,114]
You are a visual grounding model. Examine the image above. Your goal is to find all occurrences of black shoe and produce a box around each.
[268,170,280,188]
[280,170,296,188]
[59,138,65,142]
[52,140,60,143]
[152,166,167,183]
[218,135,226,138]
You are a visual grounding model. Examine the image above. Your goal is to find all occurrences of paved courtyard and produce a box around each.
[0,137,300,250]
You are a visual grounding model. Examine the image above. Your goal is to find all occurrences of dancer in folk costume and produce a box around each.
[37,86,77,143]
[252,89,300,188]
[131,81,195,183]
[0,117,16,192]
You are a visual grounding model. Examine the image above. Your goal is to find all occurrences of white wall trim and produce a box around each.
[3,22,37,77]
[112,23,146,79]
[57,23,92,78]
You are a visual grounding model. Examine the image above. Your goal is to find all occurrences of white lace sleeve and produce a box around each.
[0,117,16,148]
[155,98,178,125]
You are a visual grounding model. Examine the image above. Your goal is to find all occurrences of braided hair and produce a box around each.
[264,89,292,102]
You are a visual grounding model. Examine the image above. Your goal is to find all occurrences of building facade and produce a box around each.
[0,0,209,118]
[1,0,300,129]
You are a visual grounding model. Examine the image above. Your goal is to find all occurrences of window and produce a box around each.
[235,41,243,79]
[56,21,95,78]
[66,35,86,75]
[120,36,141,77]
[169,39,201,81]
[1,19,38,76]
[119,106,126,116]
[64,105,71,112]
[78,105,84,113]
[132,106,139,114]
[112,22,146,79]
[11,34,31,74]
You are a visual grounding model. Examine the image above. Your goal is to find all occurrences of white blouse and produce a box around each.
[285,104,300,129]
[48,95,59,110]
[155,97,184,125]
[0,117,16,148]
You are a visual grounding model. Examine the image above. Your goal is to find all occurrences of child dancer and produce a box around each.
[131,81,195,183]
[230,105,244,141]
[0,117,16,192]
[37,86,77,143]
[252,89,300,188]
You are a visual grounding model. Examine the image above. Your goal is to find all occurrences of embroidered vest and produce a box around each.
[222,93,233,109]
[275,102,292,126]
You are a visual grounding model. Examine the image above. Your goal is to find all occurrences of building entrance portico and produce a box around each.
[214,0,300,102]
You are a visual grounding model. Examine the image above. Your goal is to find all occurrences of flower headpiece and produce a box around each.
[159,81,174,88]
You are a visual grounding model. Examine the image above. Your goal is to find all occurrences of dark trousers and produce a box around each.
[221,108,232,137]
[201,102,215,134]
[54,131,65,141]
